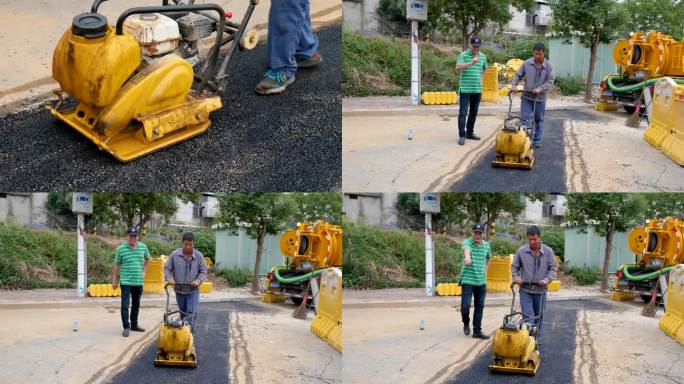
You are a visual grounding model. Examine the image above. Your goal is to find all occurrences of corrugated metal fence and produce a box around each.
[564,227,636,272]
[215,229,284,274]
[548,37,618,83]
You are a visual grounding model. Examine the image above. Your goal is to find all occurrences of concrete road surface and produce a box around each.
[344,298,683,384]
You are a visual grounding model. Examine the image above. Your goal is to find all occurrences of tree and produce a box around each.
[565,193,646,291]
[216,193,297,293]
[642,193,684,219]
[623,0,684,40]
[96,193,200,232]
[292,193,342,224]
[430,0,535,50]
[551,0,630,102]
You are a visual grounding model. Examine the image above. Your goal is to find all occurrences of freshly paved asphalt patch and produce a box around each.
[0,24,341,191]
[108,301,267,384]
[449,110,597,192]
[446,299,613,384]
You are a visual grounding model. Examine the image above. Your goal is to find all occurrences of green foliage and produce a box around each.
[96,193,201,230]
[292,193,343,224]
[192,230,216,262]
[216,193,298,238]
[566,193,646,235]
[489,237,525,256]
[215,268,252,287]
[542,227,565,259]
[343,220,461,289]
[481,37,549,64]
[342,31,458,96]
[555,76,585,95]
[623,0,684,40]
[0,223,115,289]
[143,238,176,258]
[566,266,600,285]
[642,193,684,220]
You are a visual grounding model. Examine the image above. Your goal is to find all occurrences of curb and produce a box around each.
[0,295,256,310]
[342,104,594,118]
[343,293,609,309]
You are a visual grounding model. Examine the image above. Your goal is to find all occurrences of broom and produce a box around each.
[625,90,643,128]
[293,278,313,320]
[642,275,660,317]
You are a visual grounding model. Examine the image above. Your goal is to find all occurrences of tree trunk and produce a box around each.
[600,220,616,292]
[252,224,267,294]
[461,23,469,51]
[585,28,600,103]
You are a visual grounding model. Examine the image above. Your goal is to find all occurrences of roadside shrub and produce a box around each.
[488,236,525,256]
[216,268,252,287]
[566,266,600,285]
[542,227,565,261]
[555,76,584,95]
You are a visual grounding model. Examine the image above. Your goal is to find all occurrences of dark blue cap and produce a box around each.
[472,224,484,232]
[127,228,138,236]
[470,36,482,46]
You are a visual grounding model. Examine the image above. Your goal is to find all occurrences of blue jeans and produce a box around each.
[458,93,482,137]
[120,285,143,330]
[460,283,487,333]
[520,97,546,144]
[267,0,319,77]
[176,290,200,331]
[519,290,547,336]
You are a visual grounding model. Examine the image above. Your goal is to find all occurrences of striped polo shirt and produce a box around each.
[115,242,151,286]
[457,50,487,94]
[460,237,492,286]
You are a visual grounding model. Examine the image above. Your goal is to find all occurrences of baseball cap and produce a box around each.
[472,224,484,232]
[470,36,482,46]
[127,228,138,236]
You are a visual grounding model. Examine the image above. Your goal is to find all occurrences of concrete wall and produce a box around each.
[215,229,284,274]
[0,193,48,227]
[343,193,398,226]
[343,0,380,33]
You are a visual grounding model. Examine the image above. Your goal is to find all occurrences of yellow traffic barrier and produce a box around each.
[262,292,286,303]
[661,84,684,166]
[595,101,618,111]
[503,59,524,80]
[311,267,342,353]
[421,91,457,105]
[547,279,561,291]
[481,66,500,102]
[199,281,213,293]
[487,255,513,293]
[204,257,213,269]
[644,77,677,149]
[436,283,462,296]
[499,85,511,97]
[143,255,167,294]
[660,264,684,345]
[611,291,635,301]
[87,283,121,297]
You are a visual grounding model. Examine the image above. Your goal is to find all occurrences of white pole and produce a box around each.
[77,213,86,297]
[411,20,421,105]
[425,213,435,296]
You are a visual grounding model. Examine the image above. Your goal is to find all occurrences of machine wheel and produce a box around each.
[291,296,303,306]
[640,294,663,304]
[623,105,636,114]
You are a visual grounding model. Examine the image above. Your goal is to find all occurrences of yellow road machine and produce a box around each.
[48,0,259,161]
[492,91,537,170]
[155,283,198,368]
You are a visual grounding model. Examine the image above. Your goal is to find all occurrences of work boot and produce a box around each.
[458,137,466,145]
[472,332,490,340]
[296,52,323,68]
[466,134,481,140]
[130,325,145,332]
[463,324,470,336]
[255,70,295,95]
[123,328,130,337]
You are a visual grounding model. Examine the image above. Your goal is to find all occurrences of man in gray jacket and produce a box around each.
[510,43,555,148]
[164,232,208,331]
[511,225,557,345]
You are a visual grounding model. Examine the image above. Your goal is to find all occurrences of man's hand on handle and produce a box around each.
[513,277,522,285]
[190,281,199,288]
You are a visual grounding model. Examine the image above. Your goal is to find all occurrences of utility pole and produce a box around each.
[406,1,428,106]
[72,193,93,298]
[420,193,440,296]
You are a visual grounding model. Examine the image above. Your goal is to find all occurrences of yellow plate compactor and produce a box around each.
[492,91,536,170]
[155,283,197,368]
[48,0,259,161]
[489,283,541,375]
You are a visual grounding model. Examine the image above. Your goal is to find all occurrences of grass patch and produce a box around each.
[566,266,599,285]
[215,267,252,287]
[555,76,585,96]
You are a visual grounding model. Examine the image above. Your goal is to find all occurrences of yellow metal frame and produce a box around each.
[492,129,534,170]
[155,323,197,368]
[489,327,540,375]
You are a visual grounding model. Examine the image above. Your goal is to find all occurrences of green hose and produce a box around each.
[621,264,674,281]
[274,266,326,283]
[606,75,684,93]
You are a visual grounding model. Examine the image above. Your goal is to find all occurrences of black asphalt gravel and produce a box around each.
[108,301,269,384]
[0,24,341,192]
[449,109,607,192]
[446,299,615,384]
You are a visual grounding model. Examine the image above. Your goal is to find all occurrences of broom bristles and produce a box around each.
[625,102,642,128]
[642,292,657,317]
[292,279,312,320]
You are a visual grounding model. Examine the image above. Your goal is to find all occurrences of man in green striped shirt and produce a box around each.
[455,36,488,146]
[460,223,491,339]
[112,228,151,337]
